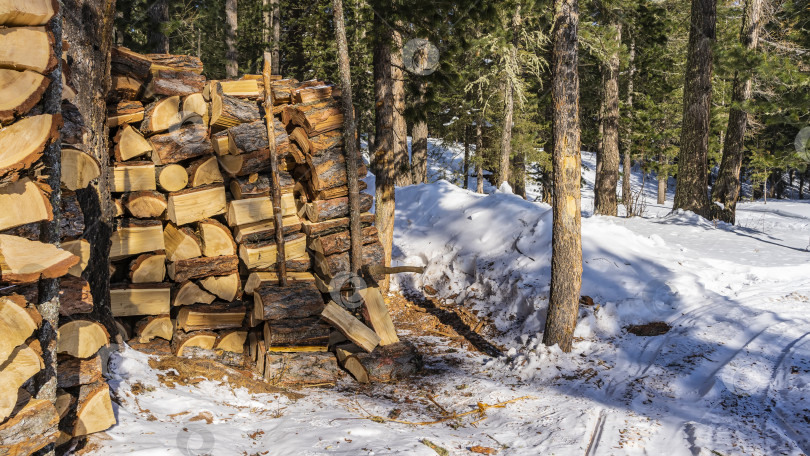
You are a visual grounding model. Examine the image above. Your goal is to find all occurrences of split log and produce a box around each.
[61,148,101,190]
[0,234,78,283]
[106,100,144,127]
[145,69,205,97]
[111,47,152,80]
[0,26,57,74]
[149,122,213,165]
[229,172,295,199]
[0,398,58,456]
[243,256,311,274]
[247,331,258,360]
[232,216,302,244]
[255,339,266,374]
[57,320,109,359]
[114,319,131,342]
[59,276,93,316]
[338,341,421,383]
[187,155,223,187]
[320,301,380,353]
[210,83,261,129]
[263,352,341,386]
[176,303,247,332]
[199,219,236,257]
[293,84,333,104]
[207,79,262,99]
[359,287,399,345]
[215,330,247,354]
[239,233,307,271]
[166,184,227,226]
[172,330,217,356]
[252,282,324,321]
[110,219,164,260]
[0,0,58,26]
[212,130,229,156]
[226,192,296,226]
[62,381,116,437]
[0,114,58,183]
[309,180,369,201]
[0,345,42,421]
[269,78,301,104]
[110,284,172,317]
[113,124,153,161]
[308,225,378,256]
[173,280,215,307]
[301,212,375,237]
[182,92,209,126]
[244,271,315,294]
[139,96,181,136]
[227,119,289,155]
[299,147,367,193]
[313,240,384,282]
[134,315,173,343]
[199,272,241,301]
[110,161,156,192]
[177,346,248,367]
[61,101,87,146]
[264,318,329,351]
[156,163,188,192]
[62,239,90,276]
[283,100,343,136]
[167,255,239,282]
[122,190,167,218]
[306,193,374,222]
[129,252,166,283]
[163,222,202,261]
[0,295,39,365]
[0,178,52,231]
[217,149,272,177]
[109,74,143,101]
[289,128,341,157]
[0,69,50,123]
[146,53,203,73]
[57,354,102,388]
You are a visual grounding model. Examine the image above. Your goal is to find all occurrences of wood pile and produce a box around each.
[106,48,421,386]
[0,3,115,454]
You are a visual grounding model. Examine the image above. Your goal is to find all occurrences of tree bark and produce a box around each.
[710,0,762,224]
[463,125,471,189]
[411,82,429,184]
[271,0,281,75]
[622,36,635,209]
[332,0,364,275]
[674,0,716,218]
[225,0,238,78]
[475,119,484,194]
[595,21,621,216]
[373,14,395,292]
[392,29,411,187]
[147,0,169,54]
[543,0,582,353]
[658,169,667,205]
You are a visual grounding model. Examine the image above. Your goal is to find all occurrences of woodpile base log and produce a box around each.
[339,341,422,384]
[263,352,342,386]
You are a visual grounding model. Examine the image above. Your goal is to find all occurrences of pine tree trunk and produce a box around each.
[64,0,118,339]
[622,37,635,208]
[595,21,621,216]
[271,0,280,74]
[674,0,716,218]
[225,0,239,78]
[799,171,805,199]
[544,0,583,353]
[658,170,667,205]
[476,119,484,194]
[510,151,526,199]
[463,125,471,190]
[411,82,428,184]
[710,0,762,224]
[392,30,411,187]
[499,6,521,189]
[148,0,169,54]
[332,0,363,274]
[263,0,270,49]
[373,16,395,292]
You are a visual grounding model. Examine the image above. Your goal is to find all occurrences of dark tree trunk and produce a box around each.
[411,82,428,184]
[622,36,635,209]
[271,0,280,74]
[476,119,484,194]
[225,0,238,78]
[710,0,762,224]
[674,0,716,218]
[543,0,583,353]
[392,30,411,187]
[595,21,621,216]
[148,0,169,54]
[63,0,118,340]
[799,170,805,199]
[373,14,395,292]
[463,125,471,190]
[510,151,526,199]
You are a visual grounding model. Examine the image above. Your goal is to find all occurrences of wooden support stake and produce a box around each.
[263,52,287,286]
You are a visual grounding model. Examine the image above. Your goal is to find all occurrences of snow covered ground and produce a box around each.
[90,143,810,456]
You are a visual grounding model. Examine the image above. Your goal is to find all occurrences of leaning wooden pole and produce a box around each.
[332,0,363,274]
[262,52,287,286]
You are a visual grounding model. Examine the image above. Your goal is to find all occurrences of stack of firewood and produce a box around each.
[0,2,116,453]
